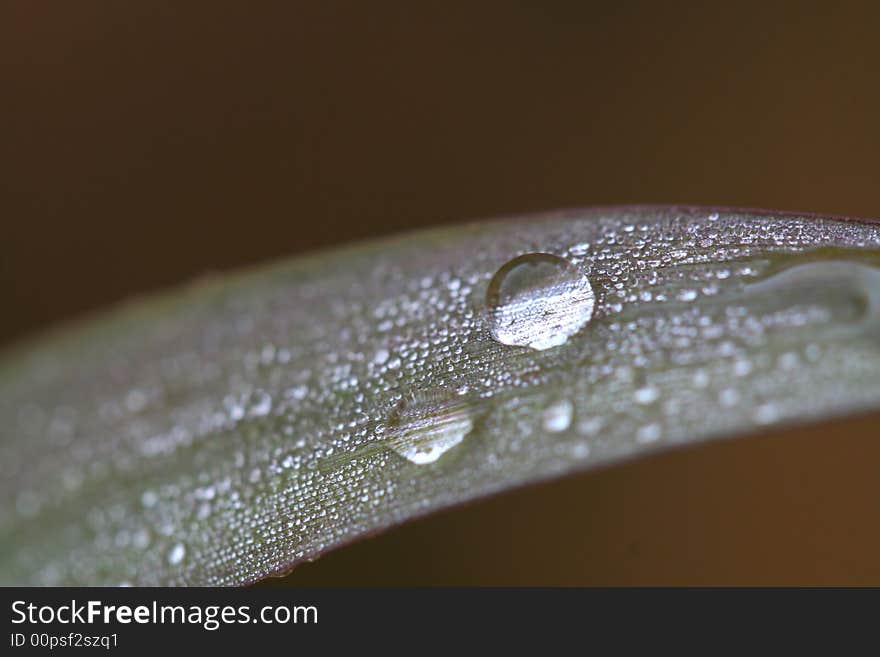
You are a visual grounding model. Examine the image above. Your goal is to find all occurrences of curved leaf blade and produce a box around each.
[2,206,880,585]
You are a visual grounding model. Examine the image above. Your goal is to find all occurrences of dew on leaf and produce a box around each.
[636,423,662,444]
[542,399,573,433]
[167,543,186,566]
[486,253,595,350]
[741,260,880,331]
[633,386,660,405]
[6,208,880,586]
[387,389,475,465]
[577,417,603,436]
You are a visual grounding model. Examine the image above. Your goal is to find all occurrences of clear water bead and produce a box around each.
[744,260,880,327]
[486,253,595,350]
[542,399,573,432]
[387,390,475,465]
[167,543,186,566]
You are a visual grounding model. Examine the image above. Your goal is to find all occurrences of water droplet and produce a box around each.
[719,388,740,407]
[140,490,158,508]
[387,390,474,464]
[577,417,603,436]
[633,386,659,405]
[249,390,273,417]
[636,423,662,444]
[195,485,216,501]
[753,403,781,425]
[745,261,880,329]
[372,348,390,365]
[224,395,246,421]
[288,384,309,401]
[569,442,591,459]
[124,389,148,413]
[167,543,186,565]
[692,369,710,388]
[132,528,151,550]
[542,399,573,433]
[486,253,595,350]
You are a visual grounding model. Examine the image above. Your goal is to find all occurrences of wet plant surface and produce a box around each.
[2,206,880,585]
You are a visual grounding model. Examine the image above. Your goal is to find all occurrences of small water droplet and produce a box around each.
[224,395,246,421]
[636,423,662,444]
[195,485,216,501]
[288,384,309,401]
[633,386,659,405]
[569,242,591,256]
[719,388,740,407]
[125,389,148,413]
[753,403,781,425]
[249,390,273,417]
[542,399,573,433]
[569,442,591,459]
[777,352,800,370]
[577,417,603,436]
[167,543,186,565]
[387,390,474,464]
[140,490,158,508]
[486,253,595,350]
[372,348,390,365]
[132,528,151,550]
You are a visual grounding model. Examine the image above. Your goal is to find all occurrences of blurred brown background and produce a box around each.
[3,2,880,584]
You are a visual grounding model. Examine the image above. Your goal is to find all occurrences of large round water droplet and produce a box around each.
[387,390,474,465]
[486,253,595,350]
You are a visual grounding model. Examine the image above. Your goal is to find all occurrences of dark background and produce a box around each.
[3,3,880,584]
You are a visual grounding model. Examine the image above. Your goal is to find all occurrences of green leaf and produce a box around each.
[2,206,880,585]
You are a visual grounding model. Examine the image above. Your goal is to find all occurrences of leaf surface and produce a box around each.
[2,206,880,585]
